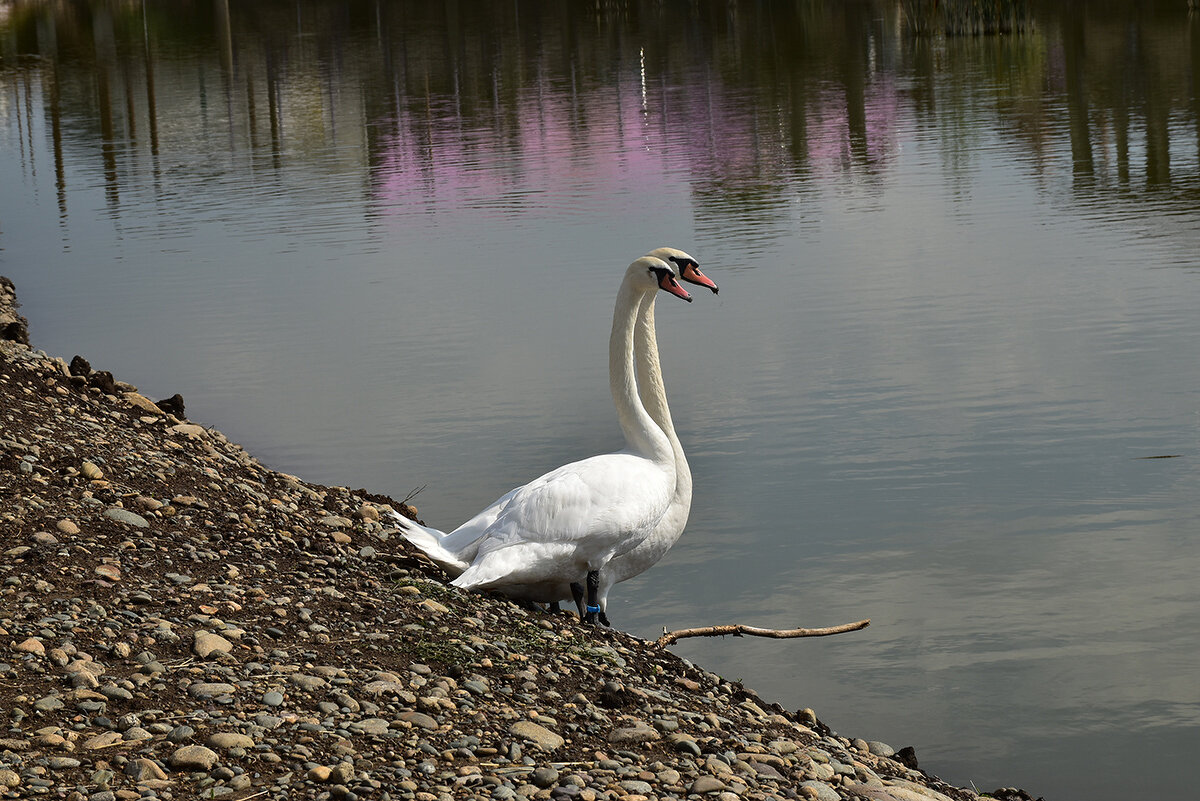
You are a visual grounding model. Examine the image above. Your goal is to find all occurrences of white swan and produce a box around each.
[394,256,695,623]
[577,247,718,625]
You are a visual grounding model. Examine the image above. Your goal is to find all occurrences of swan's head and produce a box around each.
[629,256,693,303]
[646,247,719,295]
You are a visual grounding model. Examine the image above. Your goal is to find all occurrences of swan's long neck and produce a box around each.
[635,294,692,505]
[611,281,675,467]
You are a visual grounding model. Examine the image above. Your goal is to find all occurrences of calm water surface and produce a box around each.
[3,2,1200,797]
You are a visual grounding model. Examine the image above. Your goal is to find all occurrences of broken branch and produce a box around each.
[655,618,870,648]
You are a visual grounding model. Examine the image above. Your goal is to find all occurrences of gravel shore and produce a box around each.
[0,276,1039,801]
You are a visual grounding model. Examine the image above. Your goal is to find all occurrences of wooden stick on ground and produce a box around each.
[655,618,870,648]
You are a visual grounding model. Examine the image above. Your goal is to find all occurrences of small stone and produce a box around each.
[81,461,104,480]
[208,732,255,750]
[262,691,284,707]
[351,718,391,736]
[509,720,564,751]
[867,740,895,757]
[288,673,326,691]
[134,496,163,511]
[90,769,115,790]
[156,393,185,417]
[308,766,333,782]
[532,766,560,788]
[123,391,165,415]
[33,732,68,749]
[608,722,660,744]
[690,776,727,794]
[167,725,195,743]
[15,638,44,656]
[104,507,149,528]
[0,769,18,789]
[799,781,841,801]
[398,711,438,730]
[168,744,219,771]
[31,531,58,547]
[125,758,169,782]
[193,631,233,659]
[94,564,121,581]
[34,695,65,712]
[668,733,702,757]
[56,520,81,536]
[83,732,123,749]
[167,423,207,439]
[187,682,237,699]
[122,726,153,741]
[618,780,654,795]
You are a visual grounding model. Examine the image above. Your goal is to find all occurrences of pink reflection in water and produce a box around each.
[368,65,903,221]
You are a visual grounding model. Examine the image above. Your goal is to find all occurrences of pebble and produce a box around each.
[16,637,45,655]
[208,732,255,750]
[509,720,565,751]
[188,682,237,699]
[398,711,438,731]
[103,507,149,528]
[608,720,661,744]
[193,630,234,658]
[799,780,841,801]
[93,564,121,581]
[168,745,219,771]
[691,776,727,794]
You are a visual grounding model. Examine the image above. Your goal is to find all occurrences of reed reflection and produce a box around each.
[2,1,1200,234]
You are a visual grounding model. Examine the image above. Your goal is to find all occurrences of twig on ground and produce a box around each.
[655,618,870,648]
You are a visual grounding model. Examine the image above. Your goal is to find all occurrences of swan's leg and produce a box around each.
[570,582,585,618]
[583,571,601,625]
[548,601,561,614]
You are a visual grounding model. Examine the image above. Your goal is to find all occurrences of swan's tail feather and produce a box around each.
[388,510,470,575]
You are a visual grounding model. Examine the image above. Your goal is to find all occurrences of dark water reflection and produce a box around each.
[9,1,1200,227]
[4,2,1200,799]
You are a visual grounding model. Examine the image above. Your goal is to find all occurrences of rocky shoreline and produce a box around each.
[0,276,1038,801]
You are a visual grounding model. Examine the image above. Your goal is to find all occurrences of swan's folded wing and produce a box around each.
[489,453,671,547]
[452,452,673,589]
[436,485,520,557]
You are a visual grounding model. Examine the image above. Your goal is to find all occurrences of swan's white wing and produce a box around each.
[452,452,673,590]
[438,486,519,552]
[388,514,454,567]
[393,485,519,575]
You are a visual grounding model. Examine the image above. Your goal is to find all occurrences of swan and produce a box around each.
[564,247,718,625]
[394,255,695,623]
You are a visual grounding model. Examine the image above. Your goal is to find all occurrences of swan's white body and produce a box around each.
[592,252,693,608]
[396,257,687,602]
[529,247,702,612]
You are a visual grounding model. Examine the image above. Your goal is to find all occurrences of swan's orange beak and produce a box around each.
[659,272,693,302]
[681,264,719,294]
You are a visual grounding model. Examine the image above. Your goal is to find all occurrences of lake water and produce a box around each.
[3,1,1200,797]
